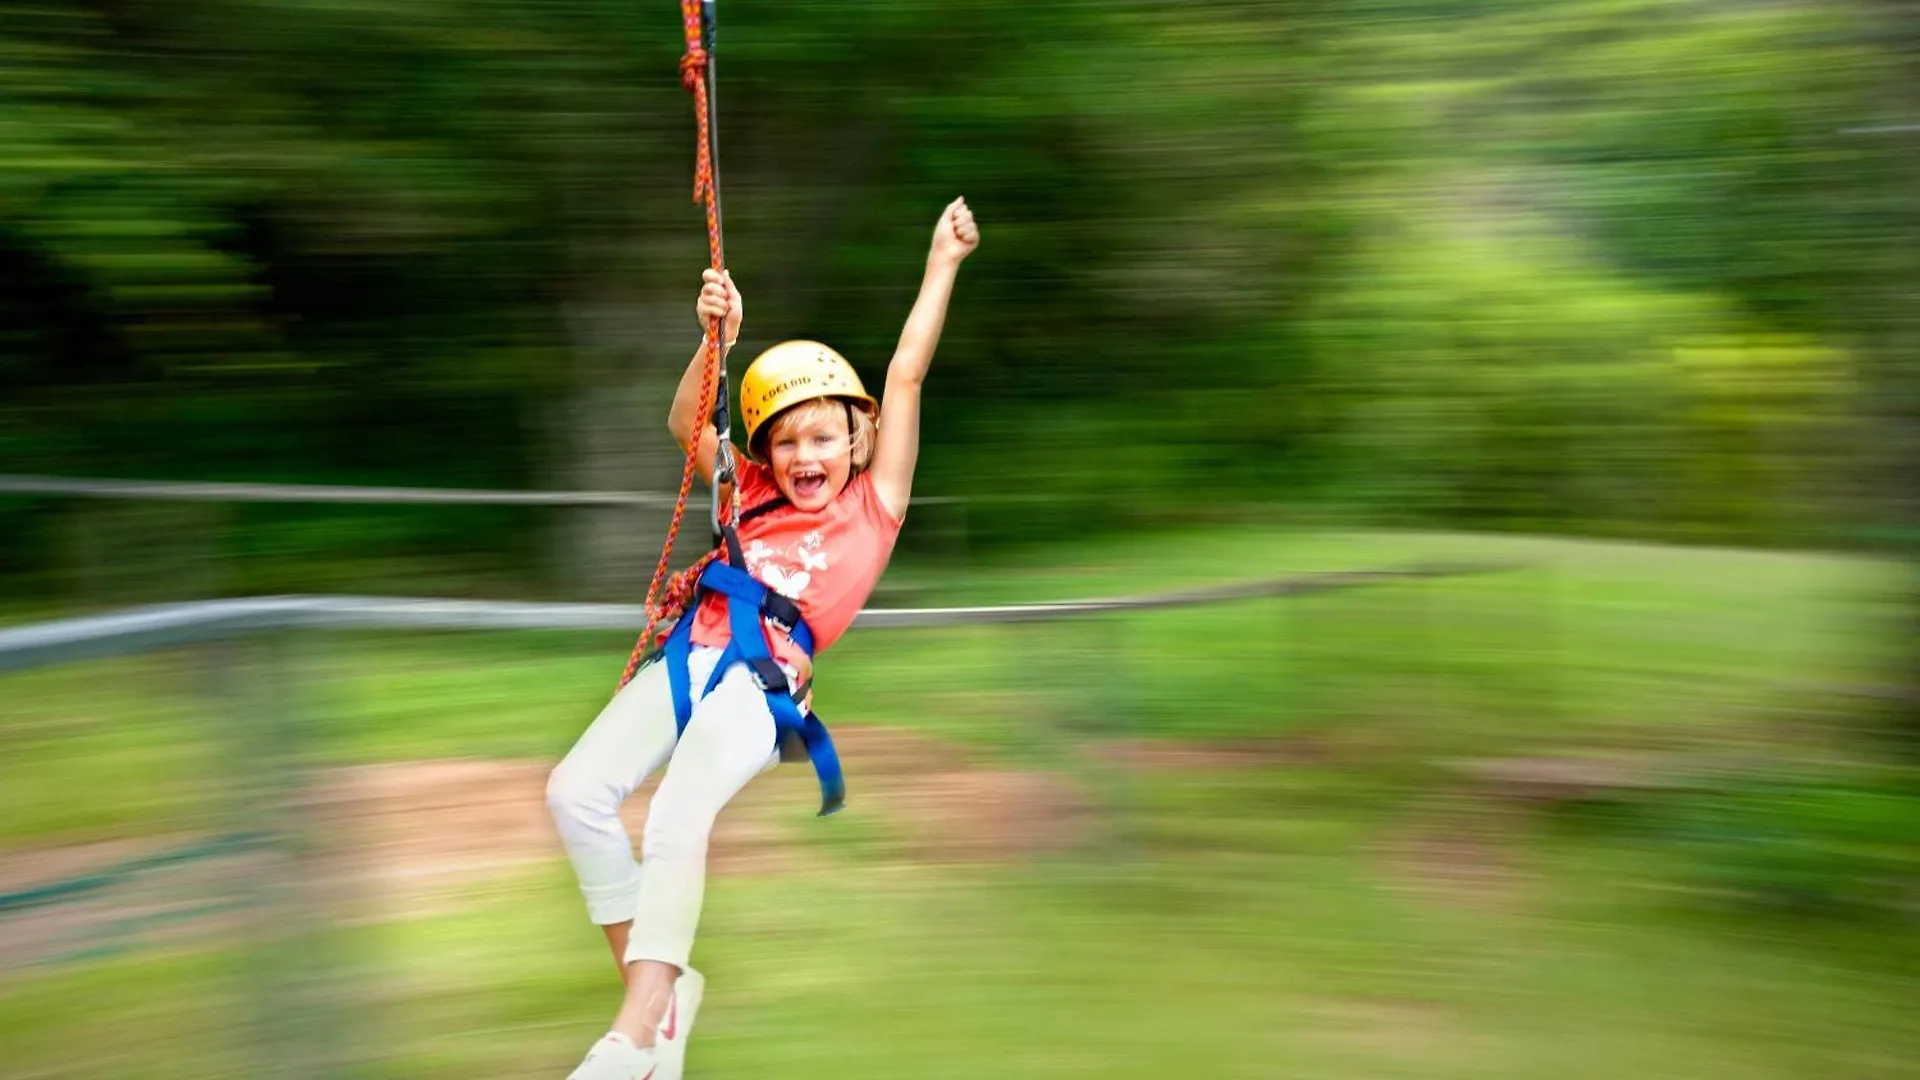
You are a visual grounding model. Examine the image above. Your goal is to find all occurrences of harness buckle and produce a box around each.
[760,593,802,635]
[744,656,791,694]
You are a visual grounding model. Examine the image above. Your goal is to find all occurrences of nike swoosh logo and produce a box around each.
[660,993,679,1042]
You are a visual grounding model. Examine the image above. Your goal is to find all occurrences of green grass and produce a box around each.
[1,528,1912,1078]
[3,796,1916,1079]
[5,528,1891,843]
[0,528,1892,841]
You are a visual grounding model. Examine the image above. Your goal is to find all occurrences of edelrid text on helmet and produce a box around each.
[739,340,877,459]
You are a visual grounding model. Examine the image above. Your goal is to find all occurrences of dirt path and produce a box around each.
[0,726,1093,968]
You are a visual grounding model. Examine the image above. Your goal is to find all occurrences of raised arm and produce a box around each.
[870,198,979,520]
[667,268,743,490]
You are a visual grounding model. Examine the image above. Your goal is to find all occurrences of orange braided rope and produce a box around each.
[615,1,734,691]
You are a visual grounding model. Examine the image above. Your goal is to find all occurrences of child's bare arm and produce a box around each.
[667,269,743,491]
[871,198,979,520]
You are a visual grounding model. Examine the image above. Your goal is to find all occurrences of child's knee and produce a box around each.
[546,760,618,827]
[641,797,716,864]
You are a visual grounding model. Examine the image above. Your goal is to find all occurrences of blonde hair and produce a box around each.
[756,397,877,472]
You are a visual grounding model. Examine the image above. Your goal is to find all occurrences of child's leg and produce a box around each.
[546,656,686,974]
[609,663,780,1045]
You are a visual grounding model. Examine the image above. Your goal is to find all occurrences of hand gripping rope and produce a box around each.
[614,0,845,816]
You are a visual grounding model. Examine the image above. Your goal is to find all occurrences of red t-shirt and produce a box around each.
[688,460,904,682]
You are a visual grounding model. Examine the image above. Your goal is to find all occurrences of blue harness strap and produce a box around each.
[661,561,846,817]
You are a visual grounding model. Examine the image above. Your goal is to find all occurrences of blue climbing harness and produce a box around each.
[657,559,847,817]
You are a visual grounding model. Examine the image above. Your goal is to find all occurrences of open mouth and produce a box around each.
[791,470,827,499]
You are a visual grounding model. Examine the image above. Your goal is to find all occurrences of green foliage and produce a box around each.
[0,0,1909,582]
[1306,222,1862,540]
[1650,775,1920,917]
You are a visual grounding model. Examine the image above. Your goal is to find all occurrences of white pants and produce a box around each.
[546,645,780,970]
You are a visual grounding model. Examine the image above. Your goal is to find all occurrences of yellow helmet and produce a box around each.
[738,340,877,459]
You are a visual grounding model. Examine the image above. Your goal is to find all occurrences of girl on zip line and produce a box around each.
[548,197,980,1080]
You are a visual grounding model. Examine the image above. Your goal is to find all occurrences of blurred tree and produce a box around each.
[1856,0,1920,751]
[0,0,1908,591]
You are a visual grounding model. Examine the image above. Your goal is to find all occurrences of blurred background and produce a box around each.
[2,1,1918,1077]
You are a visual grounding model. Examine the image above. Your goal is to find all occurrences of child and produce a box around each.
[548,197,980,1080]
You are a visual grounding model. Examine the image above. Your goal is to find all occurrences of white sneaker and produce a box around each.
[654,967,706,1079]
[566,1033,660,1080]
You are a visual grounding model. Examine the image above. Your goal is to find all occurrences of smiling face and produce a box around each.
[762,398,872,511]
